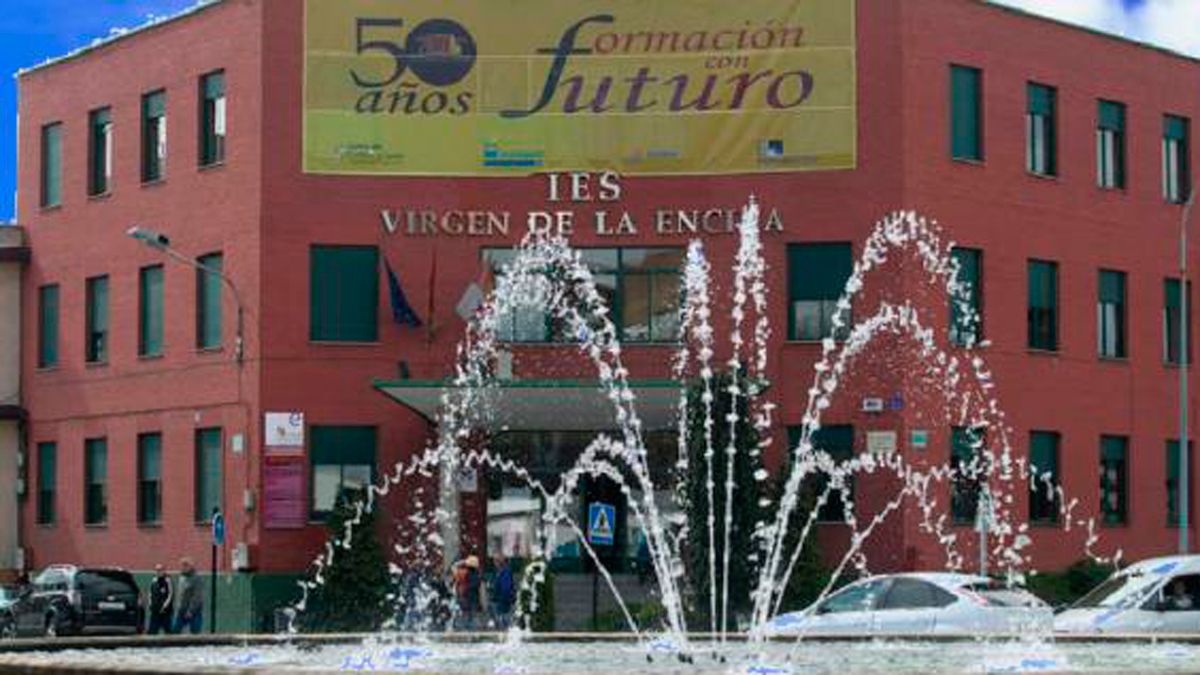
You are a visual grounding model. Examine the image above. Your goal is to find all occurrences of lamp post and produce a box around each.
[1181,183,1197,555]
[129,225,245,633]
[127,226,244,365]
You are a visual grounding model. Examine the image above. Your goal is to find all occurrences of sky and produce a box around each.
[0,0,1195,223]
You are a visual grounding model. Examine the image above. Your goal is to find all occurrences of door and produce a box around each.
[873,577,956,634]
[805,578,890,635]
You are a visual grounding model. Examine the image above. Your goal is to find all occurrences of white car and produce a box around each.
[1055,555,1200,634]
[768,573,1051,636]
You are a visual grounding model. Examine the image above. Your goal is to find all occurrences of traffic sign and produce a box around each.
[587,502,615,547]
[212,512,226,547]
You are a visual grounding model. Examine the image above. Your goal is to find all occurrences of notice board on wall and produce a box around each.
[264,460,307,529]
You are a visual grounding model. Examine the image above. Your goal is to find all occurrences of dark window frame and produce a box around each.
[1027,260,1058,351]
[137,433,163,525]
[85,275,109,364]
[139,265,164,357]
[87,107,113,196]
[1097,100,1126,190]
[949,247,983,346]
[1100,435,1128,526]
[36,442,56,525]
[1026,82,1057,177]
[1098,269,1127,359]
[786,242,853,342]
[309,426,378,521]
[950,64,983,161]
[194,428,222,523]
[37,284,59,369]
[196,252,223,350]
[141,89,167,183]
[1029,431,1061,525]
[199,70,227,166]
[1163,114,1191,204]
[84,438,108,526]
[40,122,63,208]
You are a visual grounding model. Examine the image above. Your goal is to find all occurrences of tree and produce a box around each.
[681,370,765,630]
[303,488,391,632]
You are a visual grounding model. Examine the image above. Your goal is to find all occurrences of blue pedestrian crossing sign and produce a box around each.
[588,502,616,547]
[212,511,226,547]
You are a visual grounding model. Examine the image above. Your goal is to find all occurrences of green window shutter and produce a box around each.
[196,253,223,349]
[139,266,164,357]
[200,71,226,166]
[311,426,378,466]
[310,246,379,342]
[1027,83,1054,116]
[85,438,108,525]
[142,91,166,182]
[139,433,162,523]
[41,123,62,208]
[86,276,109,363]
[950,65,982,160]
[37,442,56,524]
[195,428,222,521]
[38,285,59,368]
[1099,101,1125,131]
[787,243,852,301]
[1099,270,1124,303]
[1029,432,1058,477]
[89,108,111,195]
[1165,115,1189,140]
[1102,436,1126,462]
[140,433,162,481]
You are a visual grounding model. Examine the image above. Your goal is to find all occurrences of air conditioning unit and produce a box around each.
[861,397,885,413]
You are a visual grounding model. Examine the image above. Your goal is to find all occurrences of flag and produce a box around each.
[455,259,497,322]
[425,245,439,342]
[385,259,422,328]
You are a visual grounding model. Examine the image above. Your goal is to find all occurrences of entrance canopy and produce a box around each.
[373,379,682,432]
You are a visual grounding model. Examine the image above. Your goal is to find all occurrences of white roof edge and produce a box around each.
[16,0,225,79]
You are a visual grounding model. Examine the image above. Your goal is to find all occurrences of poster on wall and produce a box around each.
[303,0,856,176]
[265,412,305,455]
[264,461,307,529]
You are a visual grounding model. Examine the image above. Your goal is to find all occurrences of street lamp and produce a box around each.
[127,226,244,365]
[1181,182,1198,555]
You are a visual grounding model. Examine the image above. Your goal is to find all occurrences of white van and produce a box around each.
[1055,555,1200,634]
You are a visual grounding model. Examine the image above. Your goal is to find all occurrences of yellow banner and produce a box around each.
[304,0,856,175]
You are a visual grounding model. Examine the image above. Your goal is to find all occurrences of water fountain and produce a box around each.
[2,200,1187,673]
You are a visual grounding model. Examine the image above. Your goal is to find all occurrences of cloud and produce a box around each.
[992,0,1200,57]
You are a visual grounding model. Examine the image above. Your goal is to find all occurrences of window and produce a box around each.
[84,438,107,525]
[483,248,682,344]
[1026,83,1057,176]
[790,425,854,523]
[36,442,55,525]
[194,428,222,522]
[85,275,109,363]
[40,122,62,208]
[138,433,162,524]
[1027,260,1058,351]
[951,427,983,524]
[1100,435,1128,526]
[880,578,957,610]
[37,285,59,368]
[142,90,166,182]
[196,253,223,349]
[88,107,112,196]
[1167,440,1193,527]
[1098,270,1126,359]
[1097,100,1126,189]
[818,579,888,614]
[1165,278,1193,365]
[1029,431,1060,524]
[139,265,164,357]
[310,426,376,519]
[200,71,226,166]
[1163,115,1190,204]
[950,65,983,161]
[787,243,852,341]
[949,247,982,346]
[310,246,379,342]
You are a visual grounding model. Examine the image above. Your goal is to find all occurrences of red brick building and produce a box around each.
[14,0,1200,630]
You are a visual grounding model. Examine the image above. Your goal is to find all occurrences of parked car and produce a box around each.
[0,585,22,638]
[5,565,142,637]
[767,572,1051,636]
[1055,555,1200,634]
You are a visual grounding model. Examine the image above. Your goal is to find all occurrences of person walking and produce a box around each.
[173,558,205,634]
[489,553,516,630]
[147,564,173,634]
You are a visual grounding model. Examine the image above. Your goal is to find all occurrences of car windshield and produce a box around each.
[1072,573,1160,609]
[77,570,137,596]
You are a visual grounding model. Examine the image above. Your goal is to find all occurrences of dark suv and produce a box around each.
[5,566,142,637]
